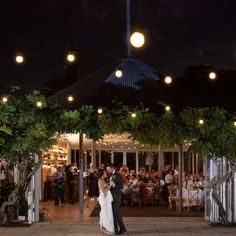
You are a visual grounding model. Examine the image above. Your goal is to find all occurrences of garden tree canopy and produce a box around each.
[99,102,236,159]
[0,91,65,224]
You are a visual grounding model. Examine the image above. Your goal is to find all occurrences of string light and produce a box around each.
[164,76,172,84]
[199,119,204,125]
[2,96,8,103]
[115,69,123,78]
[66,53,76,63]
[67,95,74,102]
[97,108,103,114]
[209,72,216,80]
[36,101,42,108]
[15,54,24,64]
[130,32,145,48]
[165,105,171,111]
[131,113,136,118]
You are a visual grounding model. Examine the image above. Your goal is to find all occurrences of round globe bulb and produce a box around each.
[199,119,204,125]
[15,55,24,64]
[234,121,236,127]
[164,76,172,84]
[67,95,74,102]
[36,101,42,108]
[209,72,216,80]
[2,97,8,103]
[131,113,136,118]
[115,69,123,78]
[165,105,171,111]
[67,53,75,62]
[97,108,103,114]
[130,32,145,48]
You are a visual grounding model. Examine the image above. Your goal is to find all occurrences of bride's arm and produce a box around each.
[98,180,110,193]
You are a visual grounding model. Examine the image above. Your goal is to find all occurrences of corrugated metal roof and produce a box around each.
[105,58,160,90]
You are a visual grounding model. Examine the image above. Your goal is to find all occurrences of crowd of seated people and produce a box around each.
[116,164,205,208]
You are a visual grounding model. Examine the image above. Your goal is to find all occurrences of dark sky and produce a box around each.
[0,0,235,92]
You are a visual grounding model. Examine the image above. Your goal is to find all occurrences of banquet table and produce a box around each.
[177,188,204,209]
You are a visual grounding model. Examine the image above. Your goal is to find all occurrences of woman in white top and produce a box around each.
[97,169,114,234]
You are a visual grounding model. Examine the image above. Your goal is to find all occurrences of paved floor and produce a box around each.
[0,219,235,236]
[0,200,235,235]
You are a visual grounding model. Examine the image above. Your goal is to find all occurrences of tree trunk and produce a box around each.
[0,152,42,224]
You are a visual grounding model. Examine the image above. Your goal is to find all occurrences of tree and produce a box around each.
[0,91,65,224]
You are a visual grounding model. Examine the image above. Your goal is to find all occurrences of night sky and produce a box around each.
[0,0,235,93]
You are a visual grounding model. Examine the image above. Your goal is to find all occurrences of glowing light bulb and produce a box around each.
[199,119,204,125]
[97,108,103,114]
[15,55,24,64]
[67,95,74,102]
[131,113,136,118]
[209,72,216,80]
[2,97,8,103]
[36,101,42,108]
[67,53,75,62]
[115,69,123,78]
[130,32,145,48]
[164,76,172,84]
[165,105,171,111]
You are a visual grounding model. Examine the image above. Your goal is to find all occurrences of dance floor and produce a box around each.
[90,204,204,218]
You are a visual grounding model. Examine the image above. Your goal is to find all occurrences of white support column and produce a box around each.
[27,153,40,223]
[123,151,127,165]
[111,151,114,164]
[136,151,139,173]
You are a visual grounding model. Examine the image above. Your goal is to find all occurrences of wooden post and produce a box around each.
[79,132,84,215]
[178,144,183,215]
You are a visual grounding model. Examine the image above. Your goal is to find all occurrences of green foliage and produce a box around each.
[0,91,65,163]
[63,105,103,140]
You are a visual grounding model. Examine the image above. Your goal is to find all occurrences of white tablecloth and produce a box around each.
[177,188,204,207]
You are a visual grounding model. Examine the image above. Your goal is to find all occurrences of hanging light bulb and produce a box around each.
[36,101,42,108]
[199,119,204,125]
[131,113,136,118]
[130,32,145,48]
[209,72,216,80]
[15,53,24,64]
[115,69,123,78]
[67,95,74,102]
[2,96,8,103]
[164,76,173,84]
[66,53,76,63]
[165,105,171,111]
[97,108,103,114]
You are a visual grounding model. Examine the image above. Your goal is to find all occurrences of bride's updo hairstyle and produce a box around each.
[96,169,104,179]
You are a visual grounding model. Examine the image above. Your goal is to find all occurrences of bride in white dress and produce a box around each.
[97,169,114,234]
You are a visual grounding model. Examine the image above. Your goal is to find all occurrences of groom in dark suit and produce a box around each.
[107,163,127,235]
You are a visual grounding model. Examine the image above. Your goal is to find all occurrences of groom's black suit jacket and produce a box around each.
[110,172,123,202]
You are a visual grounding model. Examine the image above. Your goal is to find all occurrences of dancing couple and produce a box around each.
[97,163,127,235]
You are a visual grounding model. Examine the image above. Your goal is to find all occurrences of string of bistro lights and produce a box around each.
[1,32,234,127]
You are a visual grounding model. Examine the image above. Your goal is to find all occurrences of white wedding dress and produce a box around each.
[99,189,114,234]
